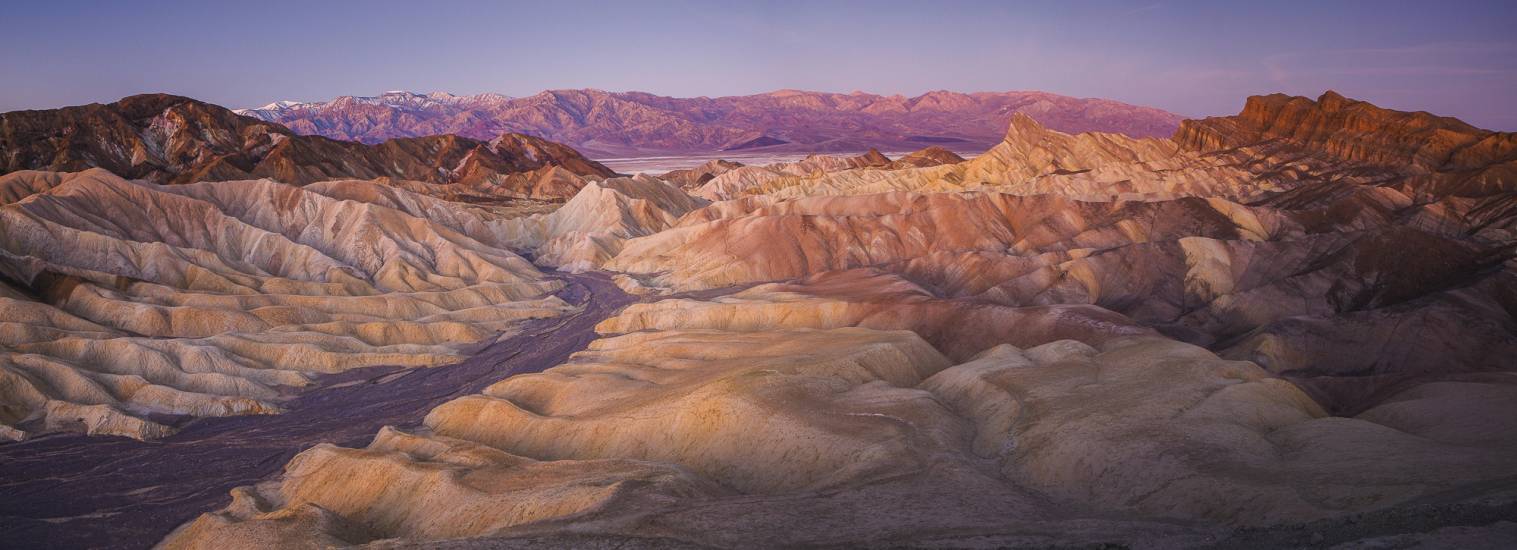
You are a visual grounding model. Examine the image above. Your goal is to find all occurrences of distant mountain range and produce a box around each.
[234,89,1186,157]
[0,94,614,199]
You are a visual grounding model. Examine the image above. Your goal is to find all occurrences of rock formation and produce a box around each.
[606,96,1517,415]
[692,149,899,200]
[5,91,1516,548]
[1176,90,1517,198]
[666,147,960,196]
[694,112,1367,201]
[161,283,1517,547]
[0,94,615,198]
[0,169,580,440]
[889,145,966,168]
[658,159,743,189]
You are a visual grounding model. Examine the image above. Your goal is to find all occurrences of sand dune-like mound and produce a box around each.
[145,91,1517,548]
[659,159,744,189]
[489,175,708,272]
[607,190,1289,290]
[607,188,1515,411]
[162,290,1517,548]
[0,169,572,440]
[597,269,1152,360]
[6,90,1512,547]
[599,93,1517,417]
[889,145,966,169]
[693,149,895,200]
[299,173,704,274]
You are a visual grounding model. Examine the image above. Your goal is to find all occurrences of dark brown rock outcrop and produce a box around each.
[0,94,613,198]
[889,145,966,168]
[1176,91,1517,198]
[660,159,744,189]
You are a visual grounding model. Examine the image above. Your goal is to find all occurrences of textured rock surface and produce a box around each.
[889,145,966,169]
[1176,91,1517,198]
[696,112,1387,201]
[658,159,743,189]
[0,165,716,440]
[692,149,898,200]
[607,94,1517,417]
[0,169,572,440]
[163,296,1517,548]
[8,91,1517,548]
[0,272,635,549]
[304,172,703,274]
[495,175,708,272]
[0,94,614,198]
[596,270,1153,361]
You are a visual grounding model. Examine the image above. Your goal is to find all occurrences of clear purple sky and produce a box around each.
[4,0,1514,130]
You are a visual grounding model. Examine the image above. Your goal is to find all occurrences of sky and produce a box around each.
[3,0,1515,130]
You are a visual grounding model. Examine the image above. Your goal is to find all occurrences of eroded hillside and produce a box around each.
[1,91,1514,549]
[150,92,1517,548]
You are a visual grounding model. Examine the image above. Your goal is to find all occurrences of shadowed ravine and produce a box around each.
[0,271,636,550]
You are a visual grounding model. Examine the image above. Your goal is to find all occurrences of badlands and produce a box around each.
[1,90,1515,549]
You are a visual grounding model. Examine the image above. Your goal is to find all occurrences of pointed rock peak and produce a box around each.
[1318,90,1351,110]
[890,146,966,168]
[1006,112,1049,139]
[909,146,965,161]
[857,148,892,166]
[255,100,304,111]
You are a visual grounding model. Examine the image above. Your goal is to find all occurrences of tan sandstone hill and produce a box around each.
[658,159,744,189]
[2,89,1512,548]
[0,169,579,440]
[161,287,1517,548]
[889,145,966,168]
[156,92,1517,549]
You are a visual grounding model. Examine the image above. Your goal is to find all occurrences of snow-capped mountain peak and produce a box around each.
[234,88,1185,152]
[235,91,517,123]
[258,100,306,110]
[233,100,309,119]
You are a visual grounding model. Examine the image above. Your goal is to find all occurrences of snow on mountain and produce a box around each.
[236,89,1185,155]
[234,91,513,121]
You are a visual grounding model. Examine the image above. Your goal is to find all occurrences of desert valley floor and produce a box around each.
[0,90,1514,549]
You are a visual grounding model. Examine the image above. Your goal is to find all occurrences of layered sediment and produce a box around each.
[3,91,1514,548]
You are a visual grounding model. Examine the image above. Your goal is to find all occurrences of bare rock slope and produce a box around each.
[0,169,590,440]
[0,94,614,199]
[162,279,1517,548]
[160,92,1517,548]
[618,93,1517,415]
